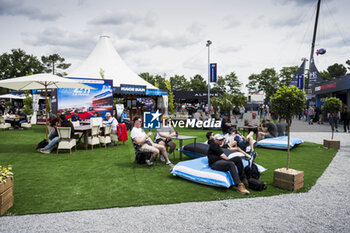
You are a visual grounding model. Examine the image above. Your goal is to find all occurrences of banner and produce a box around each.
[308,57,323,88]
[289,60,306,89]
[57,79,113,120]
[210,63,217,82]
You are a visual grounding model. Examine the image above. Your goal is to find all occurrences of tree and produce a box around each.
[323,97,342,140]
[327,63,347,78]
[279,66,298,87]
[319,70,332,81]
[270,86,306,169]
[164,80,175,114]
[189,74,207,91]
[139,72,155,85]
[346,59,350,71]
[246,68,279,100]
[154,75,167,90]
[212,72,242,94]
[41,54,71,77]
[0,49,44,80]
[23,90,33,115]
[170,75,190,91]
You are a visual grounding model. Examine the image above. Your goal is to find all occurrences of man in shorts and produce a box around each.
[155,115,177,162]
[131,116,174,167]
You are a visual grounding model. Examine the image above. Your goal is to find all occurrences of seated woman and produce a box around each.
[5,110,17,128]
[155,116,177,161]
[223,127,255,158]
[38,115,74,154]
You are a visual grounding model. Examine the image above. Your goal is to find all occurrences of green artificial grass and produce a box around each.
[0,126,337,215]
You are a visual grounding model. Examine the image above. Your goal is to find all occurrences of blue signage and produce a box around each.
[146,89,168,96]
[143,110,161,129]
[120,84,146,95]
[297,74,304,89]
[210,63,217,82]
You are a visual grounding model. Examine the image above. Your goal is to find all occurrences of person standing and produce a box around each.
[328,111,340,132]
[207,134,249,195]
[239,105,245,120]
[308,106,314,125]
[341,106,350,133]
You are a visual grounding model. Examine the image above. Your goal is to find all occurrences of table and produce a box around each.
[237,126,258,136]
[170,135,197,161]
[74,125,92,150]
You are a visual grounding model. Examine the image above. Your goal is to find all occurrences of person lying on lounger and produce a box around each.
[207,134,249,195]
[257,119,278,141]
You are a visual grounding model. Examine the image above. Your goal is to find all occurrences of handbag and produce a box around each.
[248,178,266,191]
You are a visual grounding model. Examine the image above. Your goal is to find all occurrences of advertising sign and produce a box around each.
[120,84,146,95]
[210,63,217,82]
[57,79,113,120]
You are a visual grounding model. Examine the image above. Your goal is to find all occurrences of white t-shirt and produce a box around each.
[224,133,234,142]
[131,127,147,141]
[249,118,260,126]
[155,124,175,141]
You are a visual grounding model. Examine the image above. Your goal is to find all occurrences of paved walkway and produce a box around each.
[1,123,349,232]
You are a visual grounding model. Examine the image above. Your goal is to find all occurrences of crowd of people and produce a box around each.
[0,99,28,129]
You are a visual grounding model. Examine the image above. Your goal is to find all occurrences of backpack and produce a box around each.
[244,163,260,180]
[135,151,151,164]
[36,139,48,149]
[248,178,266,191]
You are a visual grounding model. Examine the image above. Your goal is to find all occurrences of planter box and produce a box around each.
[0,177,14,216]
[273,168,304,191]
[323,139,340,150]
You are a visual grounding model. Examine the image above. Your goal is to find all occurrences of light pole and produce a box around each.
[206,40,212,111]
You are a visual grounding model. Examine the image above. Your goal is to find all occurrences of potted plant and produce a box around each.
[0,165,14,216]
[323,97,342,149]
[270,86,306,191]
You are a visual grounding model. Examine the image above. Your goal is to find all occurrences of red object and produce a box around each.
[117,123,128,142]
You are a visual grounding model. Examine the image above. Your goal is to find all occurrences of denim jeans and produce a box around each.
[49,131,58,141]
[329,117,338,131]
[43,137,60,152]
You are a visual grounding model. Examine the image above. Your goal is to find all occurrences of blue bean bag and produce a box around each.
[171,157,267,188]
[182,142,242,159]
[256,136,303,150]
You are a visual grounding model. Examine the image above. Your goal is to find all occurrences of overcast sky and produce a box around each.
[0,0,349,92]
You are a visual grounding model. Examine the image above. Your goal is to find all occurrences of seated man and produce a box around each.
[221,114,233,134]
[248,112,260,127]
[205,131,214,144]
[48,111,62,140]
[71,110,82,122]
[131,116,174,167]
[155,116,177,162]
[105,112,118,135]
[257,119,278,141]
[207,134,249,195]
[38,115,74,154]
[276,118,288,136]
[223,127,252,158]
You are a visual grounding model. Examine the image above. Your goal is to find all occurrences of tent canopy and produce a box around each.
[67,36,157,89]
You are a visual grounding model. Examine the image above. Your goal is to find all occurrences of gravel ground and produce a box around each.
[1,132,349,233]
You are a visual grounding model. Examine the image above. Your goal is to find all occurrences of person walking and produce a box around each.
[308,106,315,125]
[328,111,340,132]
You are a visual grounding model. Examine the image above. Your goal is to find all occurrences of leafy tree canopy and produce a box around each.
[327,63,347,78]
[246,68,279,99]
[346,59,350,71]
[190,74,207,91]
[0,49,44,80]
[41,54,71,77]
[279,66,298,87]
[323,97,342,114]
[212,72,242,94]
[170,75,190,91]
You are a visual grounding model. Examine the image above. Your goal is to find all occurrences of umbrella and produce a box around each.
[0,73,95,139]
[0,93,45,100]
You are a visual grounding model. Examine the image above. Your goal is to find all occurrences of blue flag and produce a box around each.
[289,60,306,89]
[210,63,217,82]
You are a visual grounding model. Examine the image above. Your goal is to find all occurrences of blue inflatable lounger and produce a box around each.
[171,157,267,188]
[256,136,303,150]
[182,142,244,159]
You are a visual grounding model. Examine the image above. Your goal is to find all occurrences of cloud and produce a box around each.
[217,45,242,54]
[89,10,156,27]
[0,0,61,21]
[269,13,305,27]
[223,15,241,29]
[279,0,329,6]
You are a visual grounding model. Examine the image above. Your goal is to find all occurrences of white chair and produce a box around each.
[72,121,83,138]
[99,125,112,148]
[88,125,100,150]
[0,116,11,130]
[21,115,32,129]
[57,127,76,154]
[111,133,119,146]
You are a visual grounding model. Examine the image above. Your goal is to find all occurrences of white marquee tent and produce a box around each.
[67,36,157,89]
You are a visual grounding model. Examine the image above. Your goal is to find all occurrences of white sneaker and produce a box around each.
[160,154,165,162]
[145,160,154,166]
[166,161,175,168]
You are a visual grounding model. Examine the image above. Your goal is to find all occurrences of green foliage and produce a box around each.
[170,75,190,91]
[190,74,207,91]
[346,59,350,70]
[0,164,13,183]
[5,100,11,107]
[165,80,175,114]
[323,97,342,114]
[211,92,246,115]
[41,54,71,77]
[0,49,44,80]
[246,68,279,99]
[279,66,298,87]
[212,72,242,94]
[327,63,347,78]
[138,73,167,89]
[23,90,33,115]
[320,70,332,81]
[139,72,155,85]
[270,86,306,123]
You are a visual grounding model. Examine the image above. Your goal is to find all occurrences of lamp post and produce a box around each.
[206,40,212,110]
